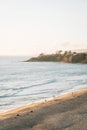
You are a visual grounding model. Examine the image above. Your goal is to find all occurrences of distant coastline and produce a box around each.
[26,50,87,63]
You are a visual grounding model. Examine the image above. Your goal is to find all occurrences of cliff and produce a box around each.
[26,51,87,63]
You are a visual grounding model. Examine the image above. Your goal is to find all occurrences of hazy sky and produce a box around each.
[0,0,87,56]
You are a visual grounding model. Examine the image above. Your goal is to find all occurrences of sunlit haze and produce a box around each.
[0,0,87,56]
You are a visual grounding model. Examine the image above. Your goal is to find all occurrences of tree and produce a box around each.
[56,50,62,55]
[63,51,68,56]
[38,53,44,57]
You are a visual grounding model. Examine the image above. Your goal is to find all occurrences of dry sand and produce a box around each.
[0,89,87,130]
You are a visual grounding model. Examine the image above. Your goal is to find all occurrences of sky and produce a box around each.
[0,0,87,56]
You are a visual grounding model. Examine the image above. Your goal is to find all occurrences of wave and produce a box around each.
[12,79,57,91]
[0,79,57,98]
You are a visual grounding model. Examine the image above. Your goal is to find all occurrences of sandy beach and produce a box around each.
[0,89,87,130]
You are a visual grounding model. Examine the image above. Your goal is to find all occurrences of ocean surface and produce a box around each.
[0,56,87,112]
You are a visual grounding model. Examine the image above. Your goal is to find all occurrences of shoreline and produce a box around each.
[0,89,87,130]
[0,88,86,114]
[0,88,85,114]
[0,89,87,116]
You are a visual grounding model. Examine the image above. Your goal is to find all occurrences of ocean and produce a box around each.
[0,56,87,112]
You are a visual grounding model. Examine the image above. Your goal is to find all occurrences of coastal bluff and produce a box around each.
[26,51,87,63]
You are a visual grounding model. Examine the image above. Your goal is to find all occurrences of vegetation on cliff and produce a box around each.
[26,51,87,63]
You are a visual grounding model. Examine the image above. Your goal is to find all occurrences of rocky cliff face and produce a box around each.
[72,53,86,63]
[26,51,87,63]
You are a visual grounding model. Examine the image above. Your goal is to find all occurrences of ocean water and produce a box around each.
[0,56,87,112]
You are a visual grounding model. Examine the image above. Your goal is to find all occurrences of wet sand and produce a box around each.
[0,89,87,130]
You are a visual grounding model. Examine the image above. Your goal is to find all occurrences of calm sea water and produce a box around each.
[0,56,87,112]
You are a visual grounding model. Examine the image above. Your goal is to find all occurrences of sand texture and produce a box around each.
[0,89,87,130]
